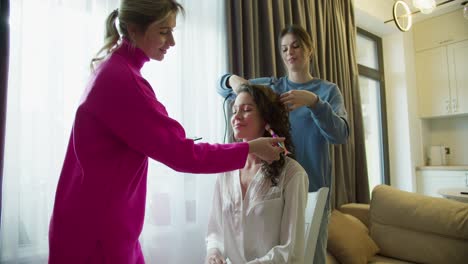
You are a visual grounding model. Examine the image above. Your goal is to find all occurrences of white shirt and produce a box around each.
[206,157,309,264]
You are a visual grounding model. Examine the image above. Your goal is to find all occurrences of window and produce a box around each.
[1,1,227,263]
[356,28,390,194]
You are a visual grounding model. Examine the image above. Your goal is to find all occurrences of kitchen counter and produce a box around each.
[416,165,468,171]
[416,167,468,197]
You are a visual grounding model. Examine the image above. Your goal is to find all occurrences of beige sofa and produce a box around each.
[326,184,468,264]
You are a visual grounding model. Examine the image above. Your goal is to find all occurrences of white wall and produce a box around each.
[424,116,468,165]
[355,0,468,192]
[382,32,422,192]
[355,0,425,192]
[354,0,392,19]
[354,0,397,36]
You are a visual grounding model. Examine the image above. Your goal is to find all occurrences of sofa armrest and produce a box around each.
[339,203,370,228]
[326,251,340,264]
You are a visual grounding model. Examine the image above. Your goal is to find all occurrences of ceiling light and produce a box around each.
[413,0,436,14]
[463,1,468,20]
[393,0,413,32]
[386,0,467,30]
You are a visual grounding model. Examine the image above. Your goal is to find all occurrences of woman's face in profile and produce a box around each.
[132,12,177,61]
[280,33,311,73]
[231,92,266,141]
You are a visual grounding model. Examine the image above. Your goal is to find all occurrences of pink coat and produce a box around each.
[48,39,248,263]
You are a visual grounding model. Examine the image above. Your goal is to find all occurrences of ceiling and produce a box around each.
[355,0,466,35]
[386,0,466,23]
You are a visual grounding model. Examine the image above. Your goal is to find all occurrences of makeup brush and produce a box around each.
[265,124,291,155]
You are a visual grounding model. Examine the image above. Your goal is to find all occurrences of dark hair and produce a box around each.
[91,0,184,69]
[278,24,314,60]
[236,84,294,186]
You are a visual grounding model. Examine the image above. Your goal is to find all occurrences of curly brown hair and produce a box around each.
[235,84,294,186]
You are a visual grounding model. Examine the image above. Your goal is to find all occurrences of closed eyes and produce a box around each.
[232,105,255,114]
[282,44,301,53]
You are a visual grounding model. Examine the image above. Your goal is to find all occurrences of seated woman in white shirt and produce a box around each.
[205,84,309,264]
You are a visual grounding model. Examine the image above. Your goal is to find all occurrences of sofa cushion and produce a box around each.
[328,210,379,264]
[326,252,340,264]
[339,203,371,227]
[368,254,414,264]
[370,184,468,264]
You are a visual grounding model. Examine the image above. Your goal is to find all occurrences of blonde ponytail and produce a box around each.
[90,9,120,70]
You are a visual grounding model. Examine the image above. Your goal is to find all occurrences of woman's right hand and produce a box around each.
[228,75,248,94]
[206,253,227,264]
[248,137,285,163]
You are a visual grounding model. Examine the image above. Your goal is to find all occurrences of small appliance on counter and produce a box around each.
[428,145,450,166]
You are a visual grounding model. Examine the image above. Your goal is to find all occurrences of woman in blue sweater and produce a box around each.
[217,24,349,263]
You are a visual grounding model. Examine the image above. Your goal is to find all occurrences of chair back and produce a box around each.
[304,187,329,263]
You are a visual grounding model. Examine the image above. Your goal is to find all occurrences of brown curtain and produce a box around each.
[225,0,369,207]
[0,0,10,228]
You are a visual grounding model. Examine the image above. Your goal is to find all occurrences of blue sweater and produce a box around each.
[218,74,349,191]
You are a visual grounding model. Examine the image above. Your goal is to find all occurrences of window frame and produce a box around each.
[357,27,390,186]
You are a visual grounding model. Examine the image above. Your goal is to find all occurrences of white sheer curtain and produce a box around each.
[0,0,227,263]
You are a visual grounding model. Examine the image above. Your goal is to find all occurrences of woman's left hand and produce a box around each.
[280,90,319,111]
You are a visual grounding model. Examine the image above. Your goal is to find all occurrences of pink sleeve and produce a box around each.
[82,61,248,173]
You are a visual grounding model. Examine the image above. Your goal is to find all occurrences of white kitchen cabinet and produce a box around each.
[448,40,468,115]
[415,46,450,117]
[415,39,468,118]
[413,8,468,118]
[416,169,468,197]
[413,10,468,52]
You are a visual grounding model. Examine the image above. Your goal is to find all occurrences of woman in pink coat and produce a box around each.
[48,0,284,263]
